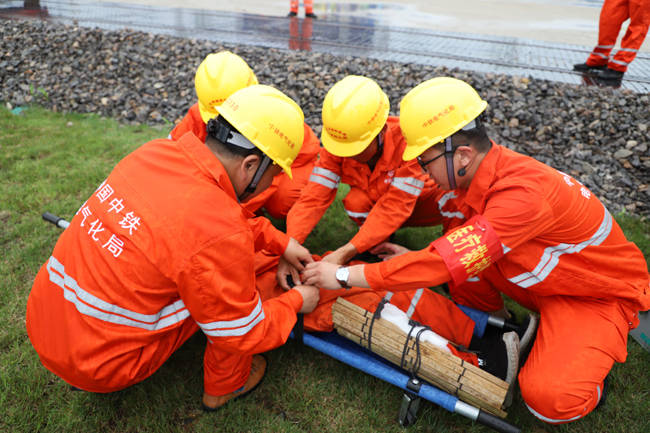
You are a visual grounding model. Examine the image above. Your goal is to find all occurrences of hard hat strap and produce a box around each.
[241,155,272,199]
[443,137,457,189]
[210,117,257,151]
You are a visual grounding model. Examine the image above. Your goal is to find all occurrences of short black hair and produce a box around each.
[450,115,491,153]
[205,115,263,159]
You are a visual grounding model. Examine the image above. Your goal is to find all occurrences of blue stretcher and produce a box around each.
[293,328,520,433]
[42,212,520,433]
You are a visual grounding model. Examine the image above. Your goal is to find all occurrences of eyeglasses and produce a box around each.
[417,151,448,170]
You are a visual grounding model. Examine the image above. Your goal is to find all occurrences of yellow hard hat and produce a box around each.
[194,51,258,124]
[400,77,488,161]
[217,85,304,178]
[321,75,389,157]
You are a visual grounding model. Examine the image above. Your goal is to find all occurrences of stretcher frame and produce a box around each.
[42,212,521,433]
[292,328,520,433]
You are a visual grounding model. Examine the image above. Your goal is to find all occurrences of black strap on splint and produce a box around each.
[397,319,430,427]
[400,319,431,378]
[367,298,389,352]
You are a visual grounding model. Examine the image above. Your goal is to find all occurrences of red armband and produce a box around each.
[432,215,503,286]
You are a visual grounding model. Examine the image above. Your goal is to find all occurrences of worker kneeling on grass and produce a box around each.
[26,85,320,411]
[302,77,650,424]
[285,75,467,269]
[170,50,320,219]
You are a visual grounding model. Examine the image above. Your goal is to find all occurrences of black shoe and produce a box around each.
[471,330,520,385]
[573,62,606,73]
[305,12,318,18]
[472,331,519,408]
[596,67,625,81]
[287,11,297,17]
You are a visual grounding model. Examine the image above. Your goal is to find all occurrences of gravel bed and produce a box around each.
[2,19,649,216]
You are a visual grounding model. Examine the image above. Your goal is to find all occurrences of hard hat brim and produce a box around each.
[402,142,436,161]
[321,129,375,157]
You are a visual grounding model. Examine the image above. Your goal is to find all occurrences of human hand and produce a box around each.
[277,257,302,290]
[294,285,320,313]
[369,242,411,260]
[322,243,358,265]
[282,238,314,272]
[302,261,342,290]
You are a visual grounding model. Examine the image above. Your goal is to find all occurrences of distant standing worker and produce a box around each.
[288,0,317,18]
[573,0,650,80]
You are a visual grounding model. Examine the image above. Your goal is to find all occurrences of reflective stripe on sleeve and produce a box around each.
[309,167,340,189]
[391,177,424,196]
[345,209,369,219]
[406,288,424,318]
[197,298,265,337]
[508,205,612,289]
[46,256,190,330]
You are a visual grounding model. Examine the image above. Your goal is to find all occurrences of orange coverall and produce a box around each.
[170,103,320,218]
[253,252,478,364]
[586,0,650,72]
[364,143,650,424]
[286,116,467,253]
[26,132,305,397]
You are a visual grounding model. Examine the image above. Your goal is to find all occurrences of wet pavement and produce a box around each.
[2,0,649,92]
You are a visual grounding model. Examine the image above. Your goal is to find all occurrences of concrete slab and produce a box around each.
[88,0,650,52]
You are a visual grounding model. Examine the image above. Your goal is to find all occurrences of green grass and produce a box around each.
[1,106,648,433]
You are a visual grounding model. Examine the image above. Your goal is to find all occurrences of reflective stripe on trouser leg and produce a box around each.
[609,2,650,73]
[587,0,631,66]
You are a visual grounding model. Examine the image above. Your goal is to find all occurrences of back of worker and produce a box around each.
[170,50,320,218]
[27,85,315,407]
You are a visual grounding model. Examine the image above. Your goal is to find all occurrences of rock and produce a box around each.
[1,19,648,216]
[613,149,633,159]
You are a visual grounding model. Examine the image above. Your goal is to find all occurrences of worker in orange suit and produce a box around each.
[285,75,467,271]
[573,0,650,80]
[26,85,321,411]
[288,0,316,18]
[302,77,650,424]
[170,51,320,219]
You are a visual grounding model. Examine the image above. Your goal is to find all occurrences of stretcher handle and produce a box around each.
[477,410,520,433]
[42,212,70,229]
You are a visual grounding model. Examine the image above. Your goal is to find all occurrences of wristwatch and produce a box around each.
[335,266,350,289]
